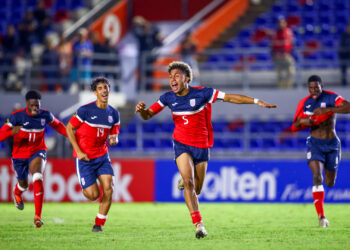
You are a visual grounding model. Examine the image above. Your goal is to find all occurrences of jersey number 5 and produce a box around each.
[97,128,104,137]
[182,116,189,125]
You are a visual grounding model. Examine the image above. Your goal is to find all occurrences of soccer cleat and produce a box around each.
[177,178,184,191]
[92,225,104,232]
[13,191,24,210]
[34,215,44,228]
[319,217,330,228]
[195,223,208,239]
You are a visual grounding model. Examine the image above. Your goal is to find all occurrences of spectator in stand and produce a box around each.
[71,28,93,90]
[1,25,19,88]
[41,38,60,92]
[18,10,36,56]
[91,32,110,75]
[270,16,295,88]
[33,0,51,43]
[91,32,120,84]
[57,33,72,91]
[132,16,163,90]
[339,24,350,86]
[180,32,200,86]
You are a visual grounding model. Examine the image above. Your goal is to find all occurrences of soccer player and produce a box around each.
[66,77,120,232]
[135,61,276,238]
[0,90,67,228]
[291,75,350,227]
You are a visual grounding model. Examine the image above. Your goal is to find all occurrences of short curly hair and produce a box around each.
[168,61,192,83]
[25,90,41,100]
[90,76,111,91]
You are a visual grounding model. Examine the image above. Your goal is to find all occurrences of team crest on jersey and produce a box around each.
[320,102,326,108]
[190,99,196,107]
[41,119,46,126]
[108,115,113,123]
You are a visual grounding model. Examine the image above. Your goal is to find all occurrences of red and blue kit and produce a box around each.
[149,87,225,149]
[291,90,345,132]
[0,108,67,159]
[292,90,345,171]
[69,102,120,159]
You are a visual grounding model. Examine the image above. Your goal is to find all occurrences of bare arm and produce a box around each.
[314,100,350,115]
[135,101,156,120]
[223,94,277,108]
[293,116,314,128]
[66,122,89,161]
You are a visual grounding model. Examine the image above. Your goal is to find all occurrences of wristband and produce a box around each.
[254,98,259,104]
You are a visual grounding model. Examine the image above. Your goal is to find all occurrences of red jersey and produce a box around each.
[0,108,67,158]
[271,27,293,55]
[291,90,345,132]
[149,87,225,148]
[69,102,120,159]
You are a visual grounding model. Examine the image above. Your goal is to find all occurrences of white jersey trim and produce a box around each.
[158,100,165,107]
[7,122,13,128]
[304,111,314,116]
[76,115,83,122]
[20,128,45,132]
[85,121,112,129]
[172,104,206,115]
[114,121,120,125]
[208,89,217,103]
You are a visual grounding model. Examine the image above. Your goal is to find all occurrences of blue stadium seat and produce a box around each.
[143,139,157,149]
[142,122,157,133]
[213,121,228,132]
[160,139,173,148]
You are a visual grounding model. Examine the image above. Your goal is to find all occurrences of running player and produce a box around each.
[66,77,120,232]
[135,61,277,239]
[0,90,67,228]
[291,75,350,227]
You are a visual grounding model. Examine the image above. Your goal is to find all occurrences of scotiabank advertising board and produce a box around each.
[0,159,154,202]
[155,159,350,203]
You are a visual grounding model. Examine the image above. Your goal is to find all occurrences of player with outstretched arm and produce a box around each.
[66,77,120,232]
[135,61,277,238]
[0,90,67,228]
[291,75,350,227]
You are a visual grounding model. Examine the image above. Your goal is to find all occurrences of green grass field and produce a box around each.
[1,203,350,249]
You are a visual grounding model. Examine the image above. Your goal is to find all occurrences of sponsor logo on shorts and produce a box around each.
[307,152,311,159]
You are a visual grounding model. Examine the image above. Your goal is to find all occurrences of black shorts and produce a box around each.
[306,136,341,172]
[173,140,209,165]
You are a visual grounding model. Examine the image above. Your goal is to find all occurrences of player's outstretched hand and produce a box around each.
[109,135,118,146]
[313,107,329,115]
[257,100,277,108]
[77,152,89,162]
[12,126,22,135]
[135,101,146,113]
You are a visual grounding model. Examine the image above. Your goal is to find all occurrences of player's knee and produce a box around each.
[103,187,113,199]
[84,190,100,201]
[195,188,201,195]
[325,179,335,188]
[183,178,194,190]
[32,173,43,182]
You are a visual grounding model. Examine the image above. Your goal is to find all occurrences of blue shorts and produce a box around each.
[75,153,114,189]
[306,136,341,172]
[173,140,209,166]
[12,150,47,180]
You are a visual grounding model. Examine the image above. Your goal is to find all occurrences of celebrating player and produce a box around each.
[291,75,350,227]
[135,61,276,239]
[66,77,120,232]
[0,90,67,228]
